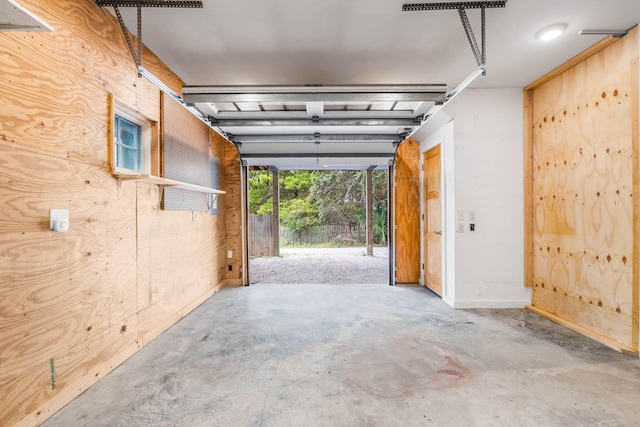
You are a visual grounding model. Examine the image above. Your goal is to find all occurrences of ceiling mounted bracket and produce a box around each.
[95,1,203,73]
[458,6,484,70]
[403,1,507,75]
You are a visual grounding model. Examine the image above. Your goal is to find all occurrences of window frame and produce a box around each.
[108,95,156,176]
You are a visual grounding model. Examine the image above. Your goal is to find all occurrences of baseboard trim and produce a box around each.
[453,299,531,309]
[223,279,243,287]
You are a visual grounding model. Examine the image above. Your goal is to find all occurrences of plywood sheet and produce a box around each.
[395,137,421,284]
[0,314,140,427]
[0,0,235,425]
[529,28,638,350]
[0,149,137,386]
[223,142,244,284]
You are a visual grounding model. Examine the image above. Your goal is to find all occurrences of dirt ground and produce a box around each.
[249,247,389,285]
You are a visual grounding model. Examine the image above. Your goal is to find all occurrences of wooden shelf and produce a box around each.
[115,174,225,194]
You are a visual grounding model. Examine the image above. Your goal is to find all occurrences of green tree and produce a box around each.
[278,170,318,231]
[249,169,320,231]
[248,170,273,214]
[280,198,320,232]
[249,168,388,243]
[280,170,315,198]
[311,170,365,227]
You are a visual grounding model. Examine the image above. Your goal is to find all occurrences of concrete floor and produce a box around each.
[44,284,640,426]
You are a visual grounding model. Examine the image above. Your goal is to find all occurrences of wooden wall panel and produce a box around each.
[527,27,639,352]
[0,148,137,385]
[223,141,244,285]
[211,132,231,286]
[0,0,238,425]
[395,137,421,284]
[135,182,224,341]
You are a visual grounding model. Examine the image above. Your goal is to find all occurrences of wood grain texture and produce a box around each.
[0,0,237,425]
[395,137,421,284]
[523,89,534,287]
[632,57,639,352]
[0,148,137,387]
[3,315,141,427]
[424,146,442,295]
[529,27,639,351]
[223,142,244,284]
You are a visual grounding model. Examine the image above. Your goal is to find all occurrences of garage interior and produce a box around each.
[1,0,640,426]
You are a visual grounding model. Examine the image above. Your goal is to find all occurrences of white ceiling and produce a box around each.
[109,0,640,169]
[0,0,53,31]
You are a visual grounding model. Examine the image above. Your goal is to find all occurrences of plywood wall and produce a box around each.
[0,1,238,425]
[395,137,421,284]
[222,135,244,286]
[525,27,639,352]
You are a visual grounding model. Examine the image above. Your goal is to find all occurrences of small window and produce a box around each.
[114,115,142,172]
[109,95,155,176]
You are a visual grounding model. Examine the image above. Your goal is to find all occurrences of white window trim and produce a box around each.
[108,95,156,177]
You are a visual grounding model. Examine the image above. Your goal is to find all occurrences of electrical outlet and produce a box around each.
[457,222,464,233]
[50,209,69,232]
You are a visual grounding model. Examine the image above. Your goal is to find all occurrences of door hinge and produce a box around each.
[422,263,424,270]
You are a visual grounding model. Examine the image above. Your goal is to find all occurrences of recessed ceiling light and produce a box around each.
[536,23,567,41]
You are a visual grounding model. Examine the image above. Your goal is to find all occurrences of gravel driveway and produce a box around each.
[249,247,389,285]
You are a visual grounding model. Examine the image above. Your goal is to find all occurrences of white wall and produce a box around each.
[418,88,532,308]
[419,118,456,306]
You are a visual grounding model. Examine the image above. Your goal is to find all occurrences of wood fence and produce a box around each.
[249,214,366,257]
[280,224,365,246]
[249,214,276,257]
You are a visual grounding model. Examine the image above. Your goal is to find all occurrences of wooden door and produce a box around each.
[423,145,442,295]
